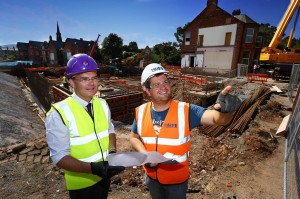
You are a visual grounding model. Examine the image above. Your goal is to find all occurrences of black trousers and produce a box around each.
[69,178,110,199]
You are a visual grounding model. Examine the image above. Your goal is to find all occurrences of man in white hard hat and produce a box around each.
[130,63,241,199]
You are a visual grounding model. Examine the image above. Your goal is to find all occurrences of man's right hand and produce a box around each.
[90,161,108,179]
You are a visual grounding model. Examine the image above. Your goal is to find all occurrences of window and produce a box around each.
[245,28,254,43]
[256,36,263,47]
[225,32,232,46]
[242,51,250,65]
[185,32,190,45]
[198,35,204,47]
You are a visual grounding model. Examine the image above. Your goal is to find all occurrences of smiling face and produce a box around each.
[69,71,99,102]
[145,74,171,105]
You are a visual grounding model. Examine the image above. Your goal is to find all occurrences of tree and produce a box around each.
[101,33,123,63]
[152,42,181,65]
[174,23,190,47]
[93,47,102,63]
[259,23,277,48]
[128,41,139,52]
[123,41,139,59]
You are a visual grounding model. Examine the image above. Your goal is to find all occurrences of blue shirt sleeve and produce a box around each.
[189,104,206,130]
[132,118,137,134]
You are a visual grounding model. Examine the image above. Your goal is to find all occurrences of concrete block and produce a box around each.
[41,148,48,156]
[28,150,41,156]
[18,154,27,162]
[34,155,42,163]
[27,155,34,162]
[41,156,50,164]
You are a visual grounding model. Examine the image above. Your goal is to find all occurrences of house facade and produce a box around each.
[16,42,29,60]
[15,22,93,66]
[181,0,262,74]
[27,41,49,64]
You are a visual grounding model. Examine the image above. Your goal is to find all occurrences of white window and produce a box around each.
[245,28,254,43]
[50,52,55,61]
[185,32,190,45]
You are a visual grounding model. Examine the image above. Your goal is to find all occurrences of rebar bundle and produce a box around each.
[200,86,273,137]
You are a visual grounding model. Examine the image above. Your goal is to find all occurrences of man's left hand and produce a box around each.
[214,86,241,113]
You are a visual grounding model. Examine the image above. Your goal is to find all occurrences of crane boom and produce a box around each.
[259,0,300,80]
[90,34,100,58]
[260,0,300,63]
[268,0,299,48]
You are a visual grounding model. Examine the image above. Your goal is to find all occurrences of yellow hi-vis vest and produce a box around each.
[136,100,191,184]
[48,96,109,190]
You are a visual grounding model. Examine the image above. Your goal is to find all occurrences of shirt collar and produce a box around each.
[71,93,92,107]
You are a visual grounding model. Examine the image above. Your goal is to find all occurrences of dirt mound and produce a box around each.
[0,72,45,147]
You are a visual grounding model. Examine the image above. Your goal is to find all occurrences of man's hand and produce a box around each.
[214,86,241,113]
[144,163,158,168]
[90,161,108,179]
[91,161,125,179]
[107,166,125,178]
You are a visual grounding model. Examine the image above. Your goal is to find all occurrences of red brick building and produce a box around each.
[27,41,48,64]
[181,0,262,74]
[16,22,93,66]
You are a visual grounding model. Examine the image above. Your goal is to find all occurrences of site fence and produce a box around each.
[288,64,300,102]
[284,64,300,199]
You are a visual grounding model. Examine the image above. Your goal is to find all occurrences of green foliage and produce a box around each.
[151,42,181,65]
[128,41,139,52]
[259,23,277,47]
[123,41,139,60]
[101,33,123,63]
[93,47,102,63]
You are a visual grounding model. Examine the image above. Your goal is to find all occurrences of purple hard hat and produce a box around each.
[66,53,98,78]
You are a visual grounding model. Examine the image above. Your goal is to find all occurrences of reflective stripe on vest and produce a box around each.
[50,97,110,190]
[136,100,191,184]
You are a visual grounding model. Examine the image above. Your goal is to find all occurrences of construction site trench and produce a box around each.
[0,71,292,199]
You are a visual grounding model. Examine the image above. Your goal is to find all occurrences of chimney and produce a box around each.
[207,0,218,6]
[232,9,241,15]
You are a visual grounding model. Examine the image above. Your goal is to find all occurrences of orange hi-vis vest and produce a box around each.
[136,100,191,184]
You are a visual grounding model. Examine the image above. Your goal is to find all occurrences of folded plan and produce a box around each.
[108,151,179,167]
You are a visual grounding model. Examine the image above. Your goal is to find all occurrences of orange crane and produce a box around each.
[260,0,300,80]
[90,34,100,58]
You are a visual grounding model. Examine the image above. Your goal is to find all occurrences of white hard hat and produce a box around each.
[141,63,168,86]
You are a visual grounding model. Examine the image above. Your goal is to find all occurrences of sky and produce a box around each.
[0,0,298,48]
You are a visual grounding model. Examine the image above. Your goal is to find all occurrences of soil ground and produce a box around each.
[0,72,292,199]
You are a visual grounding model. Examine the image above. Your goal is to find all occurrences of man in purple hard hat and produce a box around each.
[45,53,124,199]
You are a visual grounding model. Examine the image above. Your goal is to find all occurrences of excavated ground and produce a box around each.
[0,72,292,199]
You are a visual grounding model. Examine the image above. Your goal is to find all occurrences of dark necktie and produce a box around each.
[86,103,93,118]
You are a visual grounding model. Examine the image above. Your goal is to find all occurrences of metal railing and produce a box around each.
[288,64,300,102]
[284,64,300,199]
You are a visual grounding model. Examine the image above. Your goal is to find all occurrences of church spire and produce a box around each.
[56,21,62,42]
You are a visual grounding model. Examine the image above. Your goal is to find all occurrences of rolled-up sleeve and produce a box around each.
[107,106,115,134]
[45,110,70,164]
